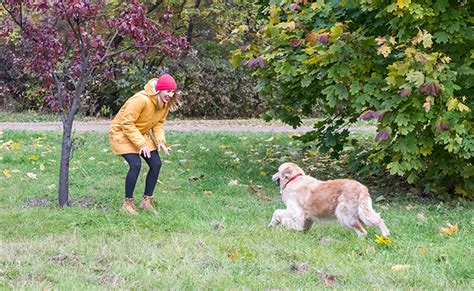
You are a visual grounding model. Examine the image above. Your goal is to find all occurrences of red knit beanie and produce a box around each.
[155,74,177,91]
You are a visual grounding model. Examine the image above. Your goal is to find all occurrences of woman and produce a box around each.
[109,74,180,214]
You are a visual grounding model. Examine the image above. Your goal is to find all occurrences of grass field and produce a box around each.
[0,130,472,289]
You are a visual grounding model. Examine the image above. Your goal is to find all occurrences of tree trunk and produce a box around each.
[186,0,201,44]
[58,117,74,206]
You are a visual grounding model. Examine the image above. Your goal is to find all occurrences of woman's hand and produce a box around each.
[157,143,170,156]
[139,146,151,158]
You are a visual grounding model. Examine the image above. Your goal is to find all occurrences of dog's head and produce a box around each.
[272,162,305,190]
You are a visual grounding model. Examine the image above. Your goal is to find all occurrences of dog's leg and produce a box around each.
[280,211,307,231]
[358,197,390,236]
[335,205,368,237]
[268,209,287,228]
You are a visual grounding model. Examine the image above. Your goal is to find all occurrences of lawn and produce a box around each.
[0,130,472,289]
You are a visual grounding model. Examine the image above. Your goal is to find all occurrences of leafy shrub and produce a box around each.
[233,0,473,198]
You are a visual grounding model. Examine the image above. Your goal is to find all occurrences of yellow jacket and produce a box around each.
[109,78,169,155]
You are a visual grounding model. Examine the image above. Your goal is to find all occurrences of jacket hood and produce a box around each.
[142,78,164,109]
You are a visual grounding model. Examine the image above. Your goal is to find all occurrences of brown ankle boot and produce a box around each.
[122,198,138,215]
[139,195,154,209]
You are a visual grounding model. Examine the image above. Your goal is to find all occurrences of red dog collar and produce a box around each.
[283,173,303,189]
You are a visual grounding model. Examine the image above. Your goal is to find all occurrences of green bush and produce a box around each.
[232,0,473,198]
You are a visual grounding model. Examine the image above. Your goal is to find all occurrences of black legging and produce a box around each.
[122,151,162,198]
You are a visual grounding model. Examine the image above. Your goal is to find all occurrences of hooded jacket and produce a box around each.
[109,78,170,155]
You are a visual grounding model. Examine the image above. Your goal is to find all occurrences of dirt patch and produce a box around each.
[23,198,51,208]
[48,253,80,266]
[70,196,94,208]
[290,262,309,273]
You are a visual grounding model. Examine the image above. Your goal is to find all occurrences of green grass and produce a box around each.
[0,130,472,289]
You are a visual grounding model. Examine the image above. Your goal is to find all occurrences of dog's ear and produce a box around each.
[280,166,294,181]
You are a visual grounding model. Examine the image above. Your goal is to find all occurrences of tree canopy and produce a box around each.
[232,0,473,198]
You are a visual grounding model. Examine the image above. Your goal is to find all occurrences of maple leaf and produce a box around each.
[420,81,441,97]
[406,71,425,87]
[305,32,318,45]
[377,44,392,57]
[375,36,386,45]
[396,0,411,9]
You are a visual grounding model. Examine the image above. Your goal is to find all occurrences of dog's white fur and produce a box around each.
[268,162,390,237]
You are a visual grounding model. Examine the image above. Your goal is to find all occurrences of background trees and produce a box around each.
[2,0,188,205]
[232,0,473,198]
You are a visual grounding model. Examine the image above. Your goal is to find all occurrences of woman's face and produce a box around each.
[158,90,175,103]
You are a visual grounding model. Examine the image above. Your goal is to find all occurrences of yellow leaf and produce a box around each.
[39,164,45,171]
[29,156,39,161]
[10,142,21,150]
[375,234,392,246]
[227,250,241,261]
[447,98,459,111]
[457,102,471,112]
[396,0,411,9]
[455,185,468,198]
[439,223,458,236]
[391,264,411,271]
[3,169,11,178]
[203,191,213,195]
[311,2,318,9]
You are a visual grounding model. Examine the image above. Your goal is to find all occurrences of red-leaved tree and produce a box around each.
[2,0,188,206]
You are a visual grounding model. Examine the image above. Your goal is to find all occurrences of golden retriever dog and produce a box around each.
[268,162,390,237]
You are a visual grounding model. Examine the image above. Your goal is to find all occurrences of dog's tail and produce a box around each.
[358,193,390,236]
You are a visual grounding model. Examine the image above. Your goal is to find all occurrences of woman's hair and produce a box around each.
[167,91,182,112]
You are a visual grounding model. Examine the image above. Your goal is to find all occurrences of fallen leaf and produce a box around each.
[89,157,96,160]
[418,245,427,254]
[405,204,415,210]
[27,172,38,179]
[39,164,46,171]
[203,191,213,195]
[416,212,427,221]
[3,169,11,178]
[439,223,458,236]
[227,250,240,261]
[375,234,392,246]
[29,156,39,161]
[317,271,337,285]
[188,174,205,181]
[228,179,239,186]
[391,264,410,271]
